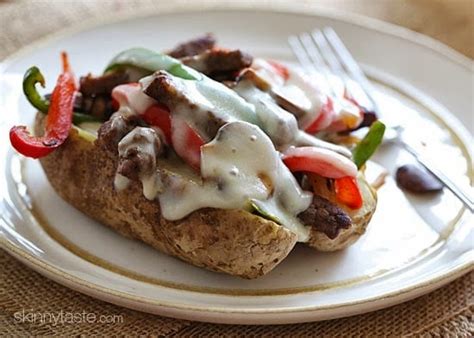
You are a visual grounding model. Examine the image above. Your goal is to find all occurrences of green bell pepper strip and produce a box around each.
[250,200,281,224]
[23,66,101,125]
[71,112,101,124]
[352,120,386,169]
[23,66,49,113]
[103,47,202,80]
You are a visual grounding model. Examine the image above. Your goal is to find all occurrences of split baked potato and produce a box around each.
[35,113,376,278]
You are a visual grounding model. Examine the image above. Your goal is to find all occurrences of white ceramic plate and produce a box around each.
[0,4,473,325]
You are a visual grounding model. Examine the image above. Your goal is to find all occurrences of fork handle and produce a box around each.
[402,141,474,213]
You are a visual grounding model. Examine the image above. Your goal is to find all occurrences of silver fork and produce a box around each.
[288,27,474,212]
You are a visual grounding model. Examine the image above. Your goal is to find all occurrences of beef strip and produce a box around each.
[116,127,162,182]
[96,112,142,154]
[181,49,253,79]
[168,33,216,58]
[78,71,129,120]
[236,68,307,119]
[79,71,129,96]
[298,195,352,239]
[82,94,116,119]
[142,71,226,139]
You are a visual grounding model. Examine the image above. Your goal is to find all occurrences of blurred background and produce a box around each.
[0,0,472,60]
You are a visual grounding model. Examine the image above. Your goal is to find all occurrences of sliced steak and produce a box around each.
[79,71,129,120]
[82,94,116,119]
[141,71,226,139]
[96,112,142,154]
[168,34,216,58]
[117,127,162,182]
[79,71,129,96]
[298,195,352,239]
[181,49,253,79]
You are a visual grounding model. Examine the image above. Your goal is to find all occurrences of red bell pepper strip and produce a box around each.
[305,96,334,133]
[171,116,205,171]
[10,52,76,159]
[111,83,204,170]
[284,146,362,209]
[334,176,363,209]
[144,108,203,170]
[267,60,290,81]
[141,104,173,145]
[140,102,202,169]
[282,146,358,179]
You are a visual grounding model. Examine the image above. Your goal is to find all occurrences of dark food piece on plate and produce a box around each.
[168,33,216,58]
[396,164,443,193]
[298,195,352,239]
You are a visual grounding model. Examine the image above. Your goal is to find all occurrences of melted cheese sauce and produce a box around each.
[232,78,351,157]
[252,59,324,128]
[140,73,259,141]
[107,60,361,242]
[233,80,299,146]
[157,121,313,241]
[253,58,362,131]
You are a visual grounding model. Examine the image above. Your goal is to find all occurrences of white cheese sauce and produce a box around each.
[233,80,299,146]
[233,71,351,157]
[141,70,349,156]
[140,73,259,141]
[108,61,360,242]
[252,58,325,129]
[156,121,313,241]
[252,58,362,132]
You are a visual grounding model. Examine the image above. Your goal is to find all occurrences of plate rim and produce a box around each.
[1,2,473,321]
[2,237,473,316]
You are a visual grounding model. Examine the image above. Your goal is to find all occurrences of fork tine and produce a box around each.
[311,30,345,77]
[299,32,326,71]
[298,33,337,97]
[288,35,317,75]
[322,27,379,112]
[314,29,370,105]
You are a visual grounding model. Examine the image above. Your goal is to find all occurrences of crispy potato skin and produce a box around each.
[34,114,297,279]
[306,174,377,251]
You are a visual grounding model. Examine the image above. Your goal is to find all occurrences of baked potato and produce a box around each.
[34,112,376,278]
[9,35,383,279]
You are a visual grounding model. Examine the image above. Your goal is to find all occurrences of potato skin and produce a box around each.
[306,174,377,251]
[35,114,297,279]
